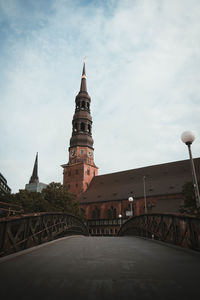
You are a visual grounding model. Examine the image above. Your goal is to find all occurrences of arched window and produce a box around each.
[91,206,101,219]
[81,101,85,109]
[74,123,78,132]
[92,210,96,219]
[107,206,117,219]
[107,209,112,219]
[87,124,91,133]
[80,122,85,131]
[87,102,90,110]
[112,207,117,219]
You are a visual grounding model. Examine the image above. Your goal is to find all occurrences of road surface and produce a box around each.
[0,236,199,299]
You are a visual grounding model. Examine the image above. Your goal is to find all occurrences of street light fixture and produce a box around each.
[181,131,200,208]
[128,196,134,217]
[118,214,122,227]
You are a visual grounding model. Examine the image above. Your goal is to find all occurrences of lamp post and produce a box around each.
[128,196,134,217]
[181,131,200,208]
[143,176,147,214]
[119,214,122,227]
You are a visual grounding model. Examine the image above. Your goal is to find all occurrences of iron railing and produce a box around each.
[118,213,200,251]
[0,212,89,257]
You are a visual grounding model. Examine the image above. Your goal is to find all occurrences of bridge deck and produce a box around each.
[0,236,199,300]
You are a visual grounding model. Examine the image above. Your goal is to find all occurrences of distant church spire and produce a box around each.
[29,152,39,184]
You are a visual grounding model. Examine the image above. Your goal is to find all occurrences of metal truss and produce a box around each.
[0,212,89,257]
[118,213,200,251]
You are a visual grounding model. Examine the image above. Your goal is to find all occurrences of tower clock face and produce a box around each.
[70,149,76,157]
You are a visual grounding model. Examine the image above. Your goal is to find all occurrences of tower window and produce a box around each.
[87,102,90,110]
[87,124,91,133]
[80,149,84,155]
[74,123,78,132]
[80,122,85,131]
[81,101,85,109]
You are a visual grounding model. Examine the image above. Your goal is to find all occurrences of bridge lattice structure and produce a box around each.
[118,213,200,251]
[0,212,89,257]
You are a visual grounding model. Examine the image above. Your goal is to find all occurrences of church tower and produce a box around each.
[25,153,47,193]
[62,62,98,197]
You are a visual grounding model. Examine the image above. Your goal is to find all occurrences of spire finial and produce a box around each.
[29,152,39,184]
[82,57,86,79]
[80,59,87,92]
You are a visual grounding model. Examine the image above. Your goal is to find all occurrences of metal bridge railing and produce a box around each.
[0,212,89,257]
[118,213,200,251]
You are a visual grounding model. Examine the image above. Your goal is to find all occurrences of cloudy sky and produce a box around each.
[0,0,200,193]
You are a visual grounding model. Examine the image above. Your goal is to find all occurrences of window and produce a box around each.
[80,122,85,131]
[87,102,90,110]
[80,149,84,155]
[87,124,91,133]
[76,169,79,175]
[107,206,117,219]
[87,169,90,175]
[91,206,101,219]
[81,101,85,109]
[74,123,78,132]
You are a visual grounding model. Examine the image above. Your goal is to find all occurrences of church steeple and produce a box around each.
[62,62,98,197]
[25,152,47,192]
[69,62,93,150]
[29,152,39,184]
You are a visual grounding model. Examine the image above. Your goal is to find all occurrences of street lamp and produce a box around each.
[181,131,200,208]
[128,196,134,217]
[143,176,147,214]
[118,214,122,227]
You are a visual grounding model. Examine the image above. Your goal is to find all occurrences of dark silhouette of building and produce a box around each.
[0,173,11,195]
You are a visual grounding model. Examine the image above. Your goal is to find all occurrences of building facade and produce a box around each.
[0,173,11,195]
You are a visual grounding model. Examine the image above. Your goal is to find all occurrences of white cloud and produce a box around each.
[0,0,200,192]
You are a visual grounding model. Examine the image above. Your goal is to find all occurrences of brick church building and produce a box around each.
[62,63,200,235]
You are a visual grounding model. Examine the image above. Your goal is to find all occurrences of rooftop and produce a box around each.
[79,158,200,204]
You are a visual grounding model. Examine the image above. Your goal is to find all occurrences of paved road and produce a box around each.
[0,236,200,300]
